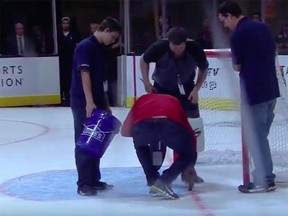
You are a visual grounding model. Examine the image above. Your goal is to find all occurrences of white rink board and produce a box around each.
[0,56,60,97]
[124,50,288,106]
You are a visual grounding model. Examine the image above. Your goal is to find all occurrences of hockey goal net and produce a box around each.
[197,49,288,184]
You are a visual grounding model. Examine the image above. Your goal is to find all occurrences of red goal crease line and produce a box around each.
[204,50,232,58]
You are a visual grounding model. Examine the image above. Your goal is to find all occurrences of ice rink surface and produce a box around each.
[0,107,287,216]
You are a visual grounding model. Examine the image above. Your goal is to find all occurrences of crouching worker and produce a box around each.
[121,93,197,200]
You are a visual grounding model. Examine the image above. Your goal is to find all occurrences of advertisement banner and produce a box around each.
[124,52,288,109]
[125,53,240,108]
[0,56,60,106]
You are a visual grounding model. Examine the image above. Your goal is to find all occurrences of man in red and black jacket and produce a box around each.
[121,93,197,200]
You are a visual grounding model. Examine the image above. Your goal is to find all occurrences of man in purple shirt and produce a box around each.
[218,1,279,193]
[70,17,121,196]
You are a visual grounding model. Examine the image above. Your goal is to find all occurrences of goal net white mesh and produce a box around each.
[197,50,288,183]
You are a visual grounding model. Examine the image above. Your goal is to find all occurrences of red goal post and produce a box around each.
[200,49,288,185]
[127,49,288,185]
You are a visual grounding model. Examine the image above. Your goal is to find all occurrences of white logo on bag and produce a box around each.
[83,126,106,142]
[194,128,201,137]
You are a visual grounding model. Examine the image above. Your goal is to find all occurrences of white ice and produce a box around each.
[0,107,287,216]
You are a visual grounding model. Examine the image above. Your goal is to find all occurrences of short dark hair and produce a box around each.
[253,12,261,17]
[90,21,98,25]
[14,21,24,26]
[218,1,243,18]
[98,17,121,33]
[167,27,187,45]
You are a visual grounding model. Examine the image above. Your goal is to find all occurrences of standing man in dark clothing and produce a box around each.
[5,22,37,57]
[140,27,209,118]
[218,1,280,193]
[70,17,121,196]
[58,16,81,106]
[140,27,208,183]
[31,25,54,55]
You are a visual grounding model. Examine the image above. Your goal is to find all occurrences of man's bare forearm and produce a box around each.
[81,70,94,104]
[233,64,241,72]
[195,69,208,91]
[140,56,150,85]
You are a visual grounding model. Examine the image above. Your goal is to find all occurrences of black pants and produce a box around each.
[135,145,166,186]
[71,108,101,189]
[133,119,197,185]
[107,80,117,107]
[59,61,72,106]
[154,82,200,118]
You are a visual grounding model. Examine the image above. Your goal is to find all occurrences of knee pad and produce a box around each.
[188,117,205,152]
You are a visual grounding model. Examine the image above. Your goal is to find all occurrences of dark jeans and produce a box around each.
[108,80,117,107]
[133,119,197,185]
[59,62,72,106]
[135,145,166,186]
[154,82,200,118]
[241,99,277,186]
[71,108,101,189]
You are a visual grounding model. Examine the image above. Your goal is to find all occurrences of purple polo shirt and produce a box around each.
[231,17,280,105]
[70,36,108,109]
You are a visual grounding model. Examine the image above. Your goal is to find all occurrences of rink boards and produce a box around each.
[122,49,288,110]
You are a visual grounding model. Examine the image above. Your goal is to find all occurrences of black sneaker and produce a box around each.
[77,185,97,196]
[150,180,179,200]
[93,181,114,190]
[238,182,277,193]
[267,182,277,192]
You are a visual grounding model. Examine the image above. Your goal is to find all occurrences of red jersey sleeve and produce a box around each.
[121,103,136,137]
